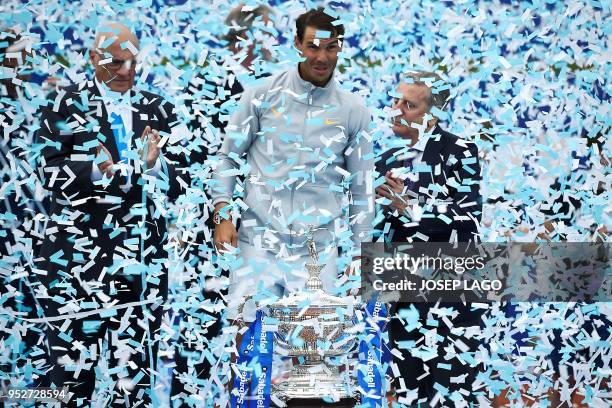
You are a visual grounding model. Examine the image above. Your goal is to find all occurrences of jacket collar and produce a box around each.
[93,78,132,107]
[86,79,145,163]
[421,125,446,164]
[380,125,446,171]
[290,64,337,95]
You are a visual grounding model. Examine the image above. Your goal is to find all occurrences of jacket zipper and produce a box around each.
[288,85,315,246]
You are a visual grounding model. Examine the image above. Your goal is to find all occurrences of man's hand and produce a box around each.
[140,126,161,169]
[213,202,238,253]
[96,144,114,178]
[375,172,407,213]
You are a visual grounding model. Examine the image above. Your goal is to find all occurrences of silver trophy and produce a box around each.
[267,228,359,402]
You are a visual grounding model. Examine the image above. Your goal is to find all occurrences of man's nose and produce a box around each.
[313,49,328,63]
[116,62,132,77]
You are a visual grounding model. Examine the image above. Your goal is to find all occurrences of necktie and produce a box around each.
[110,112,128,162]
[109,112,129,187]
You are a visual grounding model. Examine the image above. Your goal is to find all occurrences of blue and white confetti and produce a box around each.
[0,0,609,407]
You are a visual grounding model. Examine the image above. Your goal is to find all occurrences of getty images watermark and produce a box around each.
[371,252,502,292]
[361,243,610,303]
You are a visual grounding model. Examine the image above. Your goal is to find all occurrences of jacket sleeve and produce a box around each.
[132,98,191,202]
[210,85,260,207]
[346,102,375,250]
[37,90,100,201]
[418,142,482,242]
[159,99,191,201]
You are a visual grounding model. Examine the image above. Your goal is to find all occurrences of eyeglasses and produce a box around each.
[95,52,137,71]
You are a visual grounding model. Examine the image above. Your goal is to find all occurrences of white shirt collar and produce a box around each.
[94,77,131,107]
[412,133,429,152]
[384,129,429,153]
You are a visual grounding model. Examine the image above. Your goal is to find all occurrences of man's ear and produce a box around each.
[294,35,301,51]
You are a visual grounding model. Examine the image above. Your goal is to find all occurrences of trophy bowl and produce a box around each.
[268,260,359,402]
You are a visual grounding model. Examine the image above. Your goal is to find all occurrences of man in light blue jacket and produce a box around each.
[211,8,373,318]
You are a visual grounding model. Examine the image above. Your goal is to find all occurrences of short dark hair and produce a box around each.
[403,71,451,111]
[295,8,344,43]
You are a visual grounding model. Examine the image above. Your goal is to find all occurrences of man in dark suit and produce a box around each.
[375,71,482,405]
[36,23,187,406]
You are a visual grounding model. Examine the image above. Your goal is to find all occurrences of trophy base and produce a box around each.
[272,362,356,404]
[285,398,356,408]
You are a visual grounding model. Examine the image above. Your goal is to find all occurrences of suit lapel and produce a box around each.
[420,128,447,187]
[379,148,402,174]
[421,130,445,168]
[131,89,146,146]
[377,130,447,201]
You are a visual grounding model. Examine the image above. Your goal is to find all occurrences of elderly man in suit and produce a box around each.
[375,71,482,405]
[37,22,187,406]
[376,72,480,244]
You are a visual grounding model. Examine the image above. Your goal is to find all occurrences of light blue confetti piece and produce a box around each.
[438,214,452,225]
[433,382,449,396]
[131,370,145,388]
[315,30,331,39]
[13,10,33,25]
[397,340,416,350]
[430,106,448,121]
[82,320,102,335]
[462,164,476,175]
[99,308,117,318]
[49,250,68,267]
[323,7,339,18]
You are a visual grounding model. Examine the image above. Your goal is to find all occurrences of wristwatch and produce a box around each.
[213,207,231,225]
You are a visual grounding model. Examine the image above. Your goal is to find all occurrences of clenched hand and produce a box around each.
[375,171,408,213]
